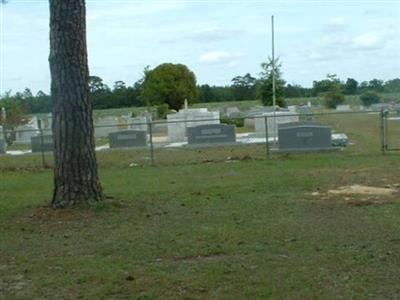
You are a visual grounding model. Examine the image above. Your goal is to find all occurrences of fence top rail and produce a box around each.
[150,110,382,125]
[0,110,386,134]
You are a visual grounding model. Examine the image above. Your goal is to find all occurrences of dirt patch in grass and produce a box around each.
[327,185,397,196]
[311,184,399,207]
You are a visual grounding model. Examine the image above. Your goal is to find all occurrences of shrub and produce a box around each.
[221,117,244,127]
[156,104,170,119]
[360,91,381,106]
[324,87,345,109]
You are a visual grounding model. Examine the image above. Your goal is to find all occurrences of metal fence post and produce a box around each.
[264,116,270,159]
[380,110,388,154]
[38,120,46,167]
[148,121,155,166]
[384,110,389,152]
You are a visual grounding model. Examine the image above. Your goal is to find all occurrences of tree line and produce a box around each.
[1,64,400,116]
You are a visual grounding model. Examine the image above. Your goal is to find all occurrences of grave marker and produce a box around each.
[0,138,6,154]
[187,124,236,145]
[31,135,53,153]
[278,122,332,152]
[108,130,147,148]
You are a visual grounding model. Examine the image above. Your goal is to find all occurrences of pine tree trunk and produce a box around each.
[49,0,103,208]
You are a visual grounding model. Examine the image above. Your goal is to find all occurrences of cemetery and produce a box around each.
[0,97,399,300]
[1,104,356,156]
[1,1,400,298]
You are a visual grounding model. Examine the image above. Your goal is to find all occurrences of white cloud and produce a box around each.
[352,32,385,50]
[199,50,243,65]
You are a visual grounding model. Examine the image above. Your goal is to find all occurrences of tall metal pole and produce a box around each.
[271,15,276,111]
[271,15,277,143]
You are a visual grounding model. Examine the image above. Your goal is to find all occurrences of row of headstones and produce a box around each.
[0,125,236,153]
[110,124,237,147]
[113,121,341,151]
[0,123,342,154]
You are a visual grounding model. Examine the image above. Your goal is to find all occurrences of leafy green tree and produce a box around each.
[256,58,286,107]
[284,84,310,98]
[368,79,384,92]
[344,78,358,95]
[141,63,198,110]
[113,80,126,90]
[197,85,234,103]
[312,74,341,96]
[360,91,381,106]
[89,76,110,93]
[0,91,28,143]
[384,78,400,93]
[324,86,345,109]
[198,84,214,103]
[321,75,345,108]
[231,73,256,101]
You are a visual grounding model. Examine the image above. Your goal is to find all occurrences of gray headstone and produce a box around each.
[0,139,6,154]
[278,122,332,151]
[394,104,400,116]
[370,103,391,111]
[31,135,53,153]
[187,124,236,145]
[108,130,147,148]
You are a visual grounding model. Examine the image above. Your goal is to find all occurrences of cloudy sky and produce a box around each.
[1,0,399,95]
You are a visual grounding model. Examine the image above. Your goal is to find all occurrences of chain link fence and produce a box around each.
[0,110,395,169]
[382,110,400,152]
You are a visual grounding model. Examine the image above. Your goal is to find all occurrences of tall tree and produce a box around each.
[257,58,286,107]
[368,79,384,92]
[231,73,257,101]
[344,78,358,95]
[49,0,103,208]
[140,63,198,110]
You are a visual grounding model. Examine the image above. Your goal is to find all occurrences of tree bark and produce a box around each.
[49,0,103,208]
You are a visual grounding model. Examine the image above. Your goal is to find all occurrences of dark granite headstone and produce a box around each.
[278,122,332,152]
[108,130,147,148]
[187,124,236,145]
[31,135,53,153]
[0,139,6,154]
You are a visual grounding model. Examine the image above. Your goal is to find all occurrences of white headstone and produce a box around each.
[255,111,299,138]
[166,108,220,142]
[1,107,6,122]
[15,117,40,144]
[336,105,351,112]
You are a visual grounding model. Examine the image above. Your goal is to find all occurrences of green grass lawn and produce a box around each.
[1,152,400,299]
[1,112,400,299]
